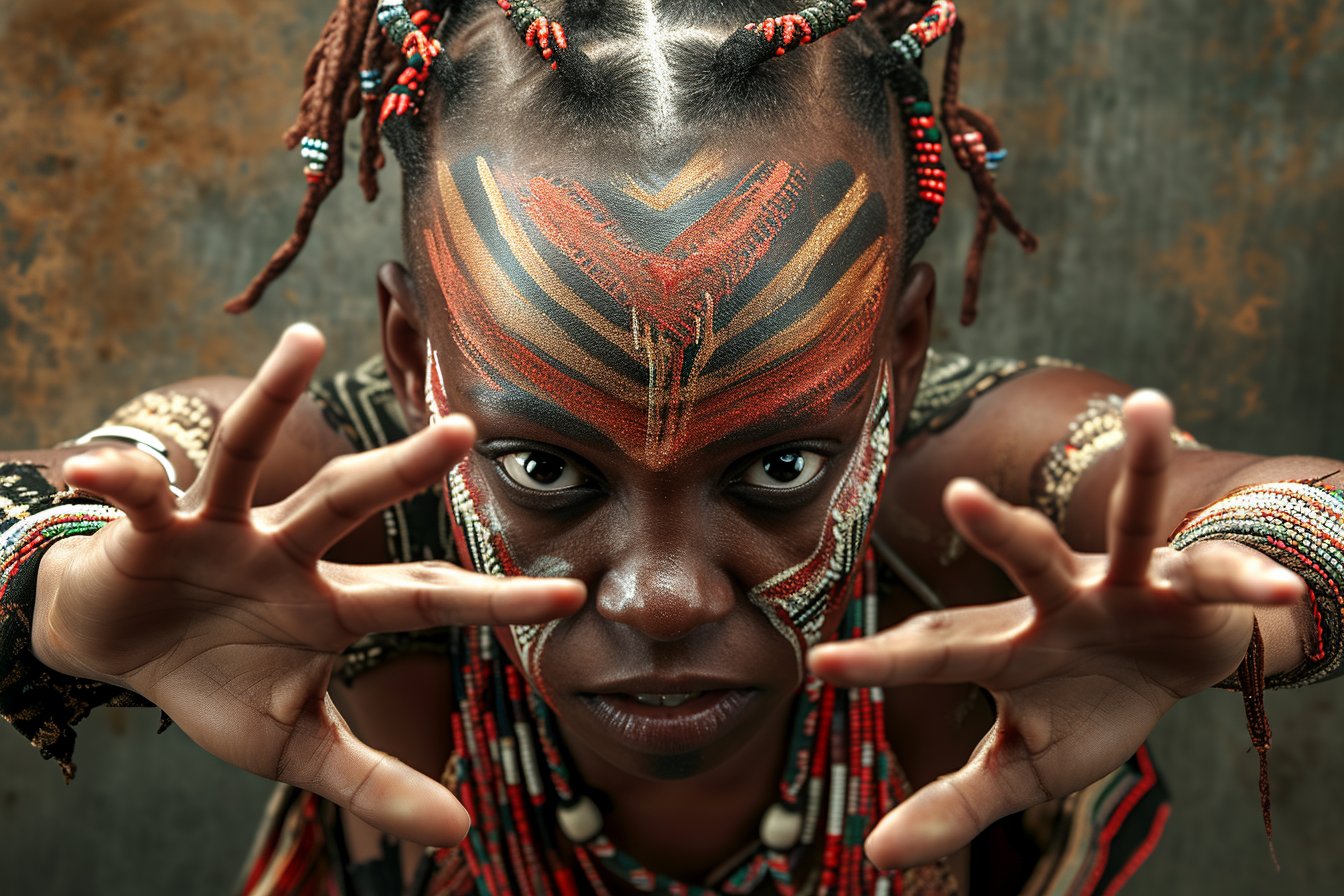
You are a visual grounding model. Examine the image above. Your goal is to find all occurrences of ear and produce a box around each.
[378,261,431,433]
[887,261,935,423]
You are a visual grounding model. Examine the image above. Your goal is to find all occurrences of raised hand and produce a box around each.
[808,390,1305,869]
[29,324,585,847]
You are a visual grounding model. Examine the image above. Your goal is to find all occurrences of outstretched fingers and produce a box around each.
[62,446,177,532]
[1105,390,1175,588]
[943,478,1079,613]
[280,698,470,847]
[275,416,477,564]
[322,560,587,636]
[195,324,327,519]
[808,599,1032,690]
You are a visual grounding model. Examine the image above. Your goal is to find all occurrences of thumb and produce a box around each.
[866,721,1049,869]
[271,698,470,847]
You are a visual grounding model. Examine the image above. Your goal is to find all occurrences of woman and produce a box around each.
[2,1,1341,894]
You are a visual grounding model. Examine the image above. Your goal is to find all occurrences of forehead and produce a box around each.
[420,147,894,466]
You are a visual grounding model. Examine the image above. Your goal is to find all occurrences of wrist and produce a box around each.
[31,535,85,676]
[1170,478,1344,689]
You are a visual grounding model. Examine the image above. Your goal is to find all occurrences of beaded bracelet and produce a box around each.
[0,463,153,781]
[101,390,215,473]
[1170,478,1344,689]
[1168,477,1344,859]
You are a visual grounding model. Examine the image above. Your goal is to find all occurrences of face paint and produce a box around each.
[427,348,561,698]
[423,149,897,692]
[748,367,892,673]
[422,148,890,469]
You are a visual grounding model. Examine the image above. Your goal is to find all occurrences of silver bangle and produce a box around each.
[63,425,184,497]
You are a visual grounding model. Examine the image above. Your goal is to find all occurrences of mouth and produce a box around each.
[631,691,703,707]
[576,688,759,754]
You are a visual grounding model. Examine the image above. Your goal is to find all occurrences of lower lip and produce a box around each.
[577,689,758,754]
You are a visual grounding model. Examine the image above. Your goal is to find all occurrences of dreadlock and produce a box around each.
[225,0,1035,325]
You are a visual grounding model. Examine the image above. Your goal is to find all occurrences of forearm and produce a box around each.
[1069,450,1342,679]
[1168,456,1341,679]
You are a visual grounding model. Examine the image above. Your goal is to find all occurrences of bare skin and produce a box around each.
[11,134,1336,894]
[13,313,1329,892]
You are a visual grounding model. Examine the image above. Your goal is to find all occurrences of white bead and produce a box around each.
[760,802,803,851]
[556,795,603,844]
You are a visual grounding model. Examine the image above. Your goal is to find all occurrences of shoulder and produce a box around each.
[898,348,1133,504]
[878,349,1133,606]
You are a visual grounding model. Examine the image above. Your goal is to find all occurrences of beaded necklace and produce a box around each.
[437,553,952,896]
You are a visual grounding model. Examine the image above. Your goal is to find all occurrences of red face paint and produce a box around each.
[424,150,890,467]
[423,149,896,683]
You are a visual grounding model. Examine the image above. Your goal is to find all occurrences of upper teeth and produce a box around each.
[634,692,702,707]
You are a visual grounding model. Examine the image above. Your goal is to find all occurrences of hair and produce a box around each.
[225,0,1035,326]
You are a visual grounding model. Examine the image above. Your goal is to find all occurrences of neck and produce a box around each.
[560,692,795,882]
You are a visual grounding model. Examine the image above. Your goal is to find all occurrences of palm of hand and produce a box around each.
[50,512,349,779]
[31,326,584,847]
[810,391,1301,869]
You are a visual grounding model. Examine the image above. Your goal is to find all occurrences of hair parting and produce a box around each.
[228,0,1035,326]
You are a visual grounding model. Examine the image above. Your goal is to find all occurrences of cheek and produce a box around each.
[746,368,893,664]
[443,458,563,698]
[429,354,565,695]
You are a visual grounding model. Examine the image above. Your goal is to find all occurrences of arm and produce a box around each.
[842,366,1336,868]
[2,373,374,537]
[879,364,1331,675]
[3,325,585,848]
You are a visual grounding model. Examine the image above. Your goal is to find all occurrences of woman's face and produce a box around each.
[406,139,917,780]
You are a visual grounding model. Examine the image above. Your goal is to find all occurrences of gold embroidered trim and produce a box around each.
[104,391,215,472]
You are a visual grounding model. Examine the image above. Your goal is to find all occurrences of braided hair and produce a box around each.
[226,0,1034,326]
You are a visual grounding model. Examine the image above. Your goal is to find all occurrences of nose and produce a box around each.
[595,540,735,642]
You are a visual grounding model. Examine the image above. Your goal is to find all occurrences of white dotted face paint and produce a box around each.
[747,367,893,676]
[427,347,561,699]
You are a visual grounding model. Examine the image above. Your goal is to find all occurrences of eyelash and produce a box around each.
[482,443,603,513]
[482,441,836,512]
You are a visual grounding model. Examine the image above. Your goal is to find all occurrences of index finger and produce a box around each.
[194,324,326,519]
[1104,390,1175,588]
[323,561,587,636]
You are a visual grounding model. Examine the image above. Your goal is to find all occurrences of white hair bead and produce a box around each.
[760,802,803,851]
[556,795,603,844]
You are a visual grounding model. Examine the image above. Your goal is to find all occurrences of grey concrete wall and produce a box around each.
[1,0,1341,893]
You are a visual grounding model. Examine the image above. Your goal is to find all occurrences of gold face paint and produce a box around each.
[423,150,891,468]
[424,149,897,686]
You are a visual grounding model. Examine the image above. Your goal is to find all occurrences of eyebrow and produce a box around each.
[468,384,620,451]
[695,374,874,455]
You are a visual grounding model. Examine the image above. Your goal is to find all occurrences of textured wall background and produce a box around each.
[1,0,1341,893]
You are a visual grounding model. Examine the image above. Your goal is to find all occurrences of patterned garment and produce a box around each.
[0,350,1171,895]
[236,351,1169,896]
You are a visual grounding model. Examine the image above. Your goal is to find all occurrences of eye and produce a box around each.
[740,449,826,490]
[499,450,588,491]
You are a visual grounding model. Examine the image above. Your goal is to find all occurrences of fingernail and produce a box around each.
[1266,567,1303,589]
